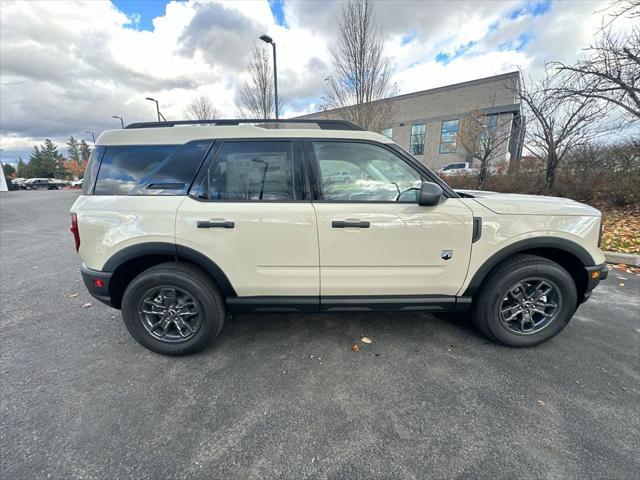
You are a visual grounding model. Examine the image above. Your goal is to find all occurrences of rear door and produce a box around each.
[175,139,319,300]
[306,140,473,299]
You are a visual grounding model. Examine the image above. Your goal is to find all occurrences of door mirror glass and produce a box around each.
[418,181,444,206]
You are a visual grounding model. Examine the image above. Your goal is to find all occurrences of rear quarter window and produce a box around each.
[82,146,105,194]
[94,145,179,195]
[93,142,212,195]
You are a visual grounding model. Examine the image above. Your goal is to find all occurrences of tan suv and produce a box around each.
[70,119,607,355]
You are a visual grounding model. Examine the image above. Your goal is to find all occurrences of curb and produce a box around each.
[605,251,640,267]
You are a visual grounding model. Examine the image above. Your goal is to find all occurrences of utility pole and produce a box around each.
[259,34,279,119]
[112,115,125,128]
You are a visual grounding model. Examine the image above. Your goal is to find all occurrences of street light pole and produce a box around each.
[145,97,165,122]
[112,115,125,128]
[259,34,278,119]
[83,131,96,143]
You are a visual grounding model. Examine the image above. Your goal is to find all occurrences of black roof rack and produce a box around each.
[125,119,365,131]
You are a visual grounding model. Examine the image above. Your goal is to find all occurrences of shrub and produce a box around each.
[440,141,640,207]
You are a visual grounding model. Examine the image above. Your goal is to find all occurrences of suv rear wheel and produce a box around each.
[121,262,225,355]
[472,254,577,347]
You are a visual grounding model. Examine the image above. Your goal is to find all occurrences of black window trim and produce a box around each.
[187,138,311,203]
[302,138,458,203]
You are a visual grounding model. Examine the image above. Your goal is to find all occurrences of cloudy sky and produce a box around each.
[0,0,627,164]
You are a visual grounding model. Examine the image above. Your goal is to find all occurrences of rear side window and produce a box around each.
[130,141,212,195]
[94,145,179,195]
[200,141,295,201]
[82,146,105,194]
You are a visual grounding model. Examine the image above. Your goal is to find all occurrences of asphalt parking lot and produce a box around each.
[1,190,639,480]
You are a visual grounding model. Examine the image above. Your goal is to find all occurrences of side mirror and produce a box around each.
[418,181,444,206]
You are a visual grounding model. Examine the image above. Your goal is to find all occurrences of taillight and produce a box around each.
[70,213,80,251]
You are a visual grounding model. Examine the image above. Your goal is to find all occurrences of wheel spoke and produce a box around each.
[509,284,526,302]
[175,318,195,337]
[161,288,177,305]
[532,281,552,301]
[501,306,520,322]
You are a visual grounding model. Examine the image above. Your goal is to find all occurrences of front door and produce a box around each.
[176,140,319,299]
[306,140,473,298]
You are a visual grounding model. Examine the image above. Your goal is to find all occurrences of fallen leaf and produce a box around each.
[82,302,92,308]
[351,344,359,352]
[619,283,625,287]
[68,293,79,298]
[537,400,545,406]
[361,336,372,344]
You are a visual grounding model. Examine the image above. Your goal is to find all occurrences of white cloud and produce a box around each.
[0,0,633,163]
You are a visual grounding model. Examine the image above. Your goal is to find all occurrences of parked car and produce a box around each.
[23,178,61,190]
[12,178,28,189]
[70,119,607,356]
[437,162,478,176]
[70,178,83,188]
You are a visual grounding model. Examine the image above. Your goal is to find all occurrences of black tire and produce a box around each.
[472,254,577,347]
[121,262,225,356]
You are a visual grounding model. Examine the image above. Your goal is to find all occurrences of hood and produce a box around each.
[456,190,601,216]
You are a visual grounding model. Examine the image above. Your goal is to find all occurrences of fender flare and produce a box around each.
[462,237,595,296]
[102,242,237,297]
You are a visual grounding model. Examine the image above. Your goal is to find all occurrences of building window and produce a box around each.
[410,123,426,155]
[439,120,458,154]
[484,114,498,129]
[381,128,393,139]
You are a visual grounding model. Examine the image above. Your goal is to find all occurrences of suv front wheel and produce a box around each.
[121,262,225,355]
[472,254,578,347]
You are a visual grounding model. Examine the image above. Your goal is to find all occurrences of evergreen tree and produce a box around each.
[2,162,16,178]
[16,158,29,178]
[79,140,91,162]
[28,140,65,178]
[67,136,81,163]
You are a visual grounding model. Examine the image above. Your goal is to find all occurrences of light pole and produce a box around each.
[112,115,125,128]
[83,131,96,143]
[259,34,278,119]
[145,97,166,122]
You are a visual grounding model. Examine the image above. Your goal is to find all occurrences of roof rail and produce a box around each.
[125,119,365,131]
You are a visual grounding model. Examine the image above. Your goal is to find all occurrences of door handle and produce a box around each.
[332,220,370,228]
[197,220,235,229]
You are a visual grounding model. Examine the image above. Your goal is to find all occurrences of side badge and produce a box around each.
[441,250,453,261]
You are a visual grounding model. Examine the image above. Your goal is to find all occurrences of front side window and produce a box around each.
[381,128,393,139]
[202,141,295,201]
[94,145,179,195]
[312,141,422,202]
[439,120,459,154]
[410,123,426,155]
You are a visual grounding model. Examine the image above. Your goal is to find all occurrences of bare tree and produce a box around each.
[457,110,514,189]
[515,68,607,193]
[322,0,397,131]
[237,47,281,119]
[184,95,218,120]
[554,1,640,121]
